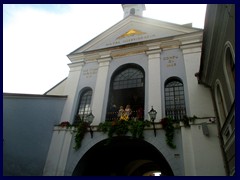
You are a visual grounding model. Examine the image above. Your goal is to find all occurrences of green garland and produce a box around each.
[97,120,151,143]
[73,115,198,150]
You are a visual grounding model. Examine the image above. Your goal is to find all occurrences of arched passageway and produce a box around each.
[72,137,174,176]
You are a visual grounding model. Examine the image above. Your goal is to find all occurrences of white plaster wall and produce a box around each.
[190,123,225,175]
[43,129,70,175]
[144,129,184,176]
[183,50,215,117]
[181,122,225,176]
[181,127,196,175]
[46,79,67,96]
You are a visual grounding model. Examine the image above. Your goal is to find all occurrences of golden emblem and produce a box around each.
[117,29,146,39]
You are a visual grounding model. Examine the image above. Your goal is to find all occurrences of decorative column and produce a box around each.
[60,61,85,123]
[146,45,162,121]
[91,54,112,125]
[43,60,85,176]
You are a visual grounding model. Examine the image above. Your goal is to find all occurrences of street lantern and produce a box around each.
[86,111,94,138]
[148,106,157,137]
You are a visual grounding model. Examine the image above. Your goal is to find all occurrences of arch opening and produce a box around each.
[72,137,174,176]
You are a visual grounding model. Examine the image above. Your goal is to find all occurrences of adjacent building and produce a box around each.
[199,4,235,175]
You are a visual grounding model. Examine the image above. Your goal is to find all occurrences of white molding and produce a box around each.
[223,41,235,103]
[214,79,228,127]
[68,61,85,72]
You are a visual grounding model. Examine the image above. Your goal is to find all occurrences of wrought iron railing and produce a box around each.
[165,108,186,121]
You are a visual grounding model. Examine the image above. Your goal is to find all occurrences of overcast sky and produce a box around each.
[3,4,207,94]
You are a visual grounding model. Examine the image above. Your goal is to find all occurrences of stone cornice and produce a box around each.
[67,31,203,63]
[180,42,202,54]
[97,54,112,67]
[145,49,161,56]
[111,44,147,58]
[68,60,85,72]
[176,31,203,45]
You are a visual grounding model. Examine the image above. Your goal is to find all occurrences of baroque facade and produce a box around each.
[3,4,234,176]
[43,4,226,176]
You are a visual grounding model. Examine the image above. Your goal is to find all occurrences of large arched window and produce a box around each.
[113,68,144,90]
[164,78,186,121]
[74,88,93,124]
[106,64,145,121]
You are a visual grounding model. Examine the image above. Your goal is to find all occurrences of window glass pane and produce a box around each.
[113,68,144,90]
[164,79,186,120]
[75,89,92,124]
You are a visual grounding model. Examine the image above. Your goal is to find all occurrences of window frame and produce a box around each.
[164,77,186,121]
[75,88,93,124]
[106,64,145,121]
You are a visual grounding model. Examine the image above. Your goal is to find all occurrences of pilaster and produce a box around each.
[91,55,112,125]
[43,127,74,176]
[60,61,85,123]
[43,61,85,176]
[180,127,196,176]
[146,46,162,121]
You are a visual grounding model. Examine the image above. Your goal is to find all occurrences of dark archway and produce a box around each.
[72,136,174,176]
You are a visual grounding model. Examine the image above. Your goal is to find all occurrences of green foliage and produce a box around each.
[128,120,151,139]
[72,114,199,151]
[160,115,198,149]
[74,120,88,150]
[97,120,151,142]
[160,117,176,149]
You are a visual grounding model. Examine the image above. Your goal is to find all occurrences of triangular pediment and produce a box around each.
[68,15,201,55]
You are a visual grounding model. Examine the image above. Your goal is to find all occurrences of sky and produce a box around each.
[3,4,207,94]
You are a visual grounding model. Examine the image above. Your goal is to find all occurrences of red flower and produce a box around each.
[60,121,71,127]
[160,118,168,128]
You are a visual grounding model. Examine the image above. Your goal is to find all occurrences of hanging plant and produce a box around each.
[160,117,176,149]
[128,120,151,139]
[115,120,129,136]
[74,118,89,150]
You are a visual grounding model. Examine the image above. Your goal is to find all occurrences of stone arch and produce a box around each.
[72,136,174,176]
